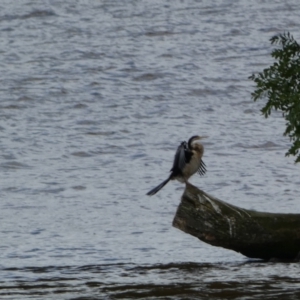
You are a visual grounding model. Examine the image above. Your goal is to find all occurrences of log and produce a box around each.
[172,183,300,261]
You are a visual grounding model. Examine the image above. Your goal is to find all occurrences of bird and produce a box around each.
[146,135,207,196]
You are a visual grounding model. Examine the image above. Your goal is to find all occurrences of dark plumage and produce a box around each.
[146,135,207,196]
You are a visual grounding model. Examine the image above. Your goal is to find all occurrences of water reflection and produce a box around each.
[2,262,299,299]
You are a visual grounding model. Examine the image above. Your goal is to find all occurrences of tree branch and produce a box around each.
[173,183,300,260]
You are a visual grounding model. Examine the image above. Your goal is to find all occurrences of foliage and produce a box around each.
[249,32,300,163]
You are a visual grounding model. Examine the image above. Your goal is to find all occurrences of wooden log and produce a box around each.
[172,183,300,261]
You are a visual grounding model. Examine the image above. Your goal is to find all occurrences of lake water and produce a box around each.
[1,0,300,299]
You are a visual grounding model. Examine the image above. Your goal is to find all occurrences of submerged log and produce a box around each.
[172,183,300,261]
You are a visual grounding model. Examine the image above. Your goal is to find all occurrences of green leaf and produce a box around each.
[250,32,300,163]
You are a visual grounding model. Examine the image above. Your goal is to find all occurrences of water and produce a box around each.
[2,262,300,299]
[1,0,300,299]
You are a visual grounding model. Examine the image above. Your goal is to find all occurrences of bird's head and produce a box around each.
[188,135,208,148]
[188,135,207,142]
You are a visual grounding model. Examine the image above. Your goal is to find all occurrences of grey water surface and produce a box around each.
[1,0,300,299]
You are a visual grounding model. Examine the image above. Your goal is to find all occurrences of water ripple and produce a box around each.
[1,0,300,298]
[1,262,299,299]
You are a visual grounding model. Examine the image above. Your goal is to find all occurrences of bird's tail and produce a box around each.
[146,177,170,196]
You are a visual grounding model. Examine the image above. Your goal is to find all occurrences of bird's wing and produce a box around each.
[197,159,206,176]
[171,141,187,173]
[184,148,193,164]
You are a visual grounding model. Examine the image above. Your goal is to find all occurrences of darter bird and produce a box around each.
[146,135,207,196]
